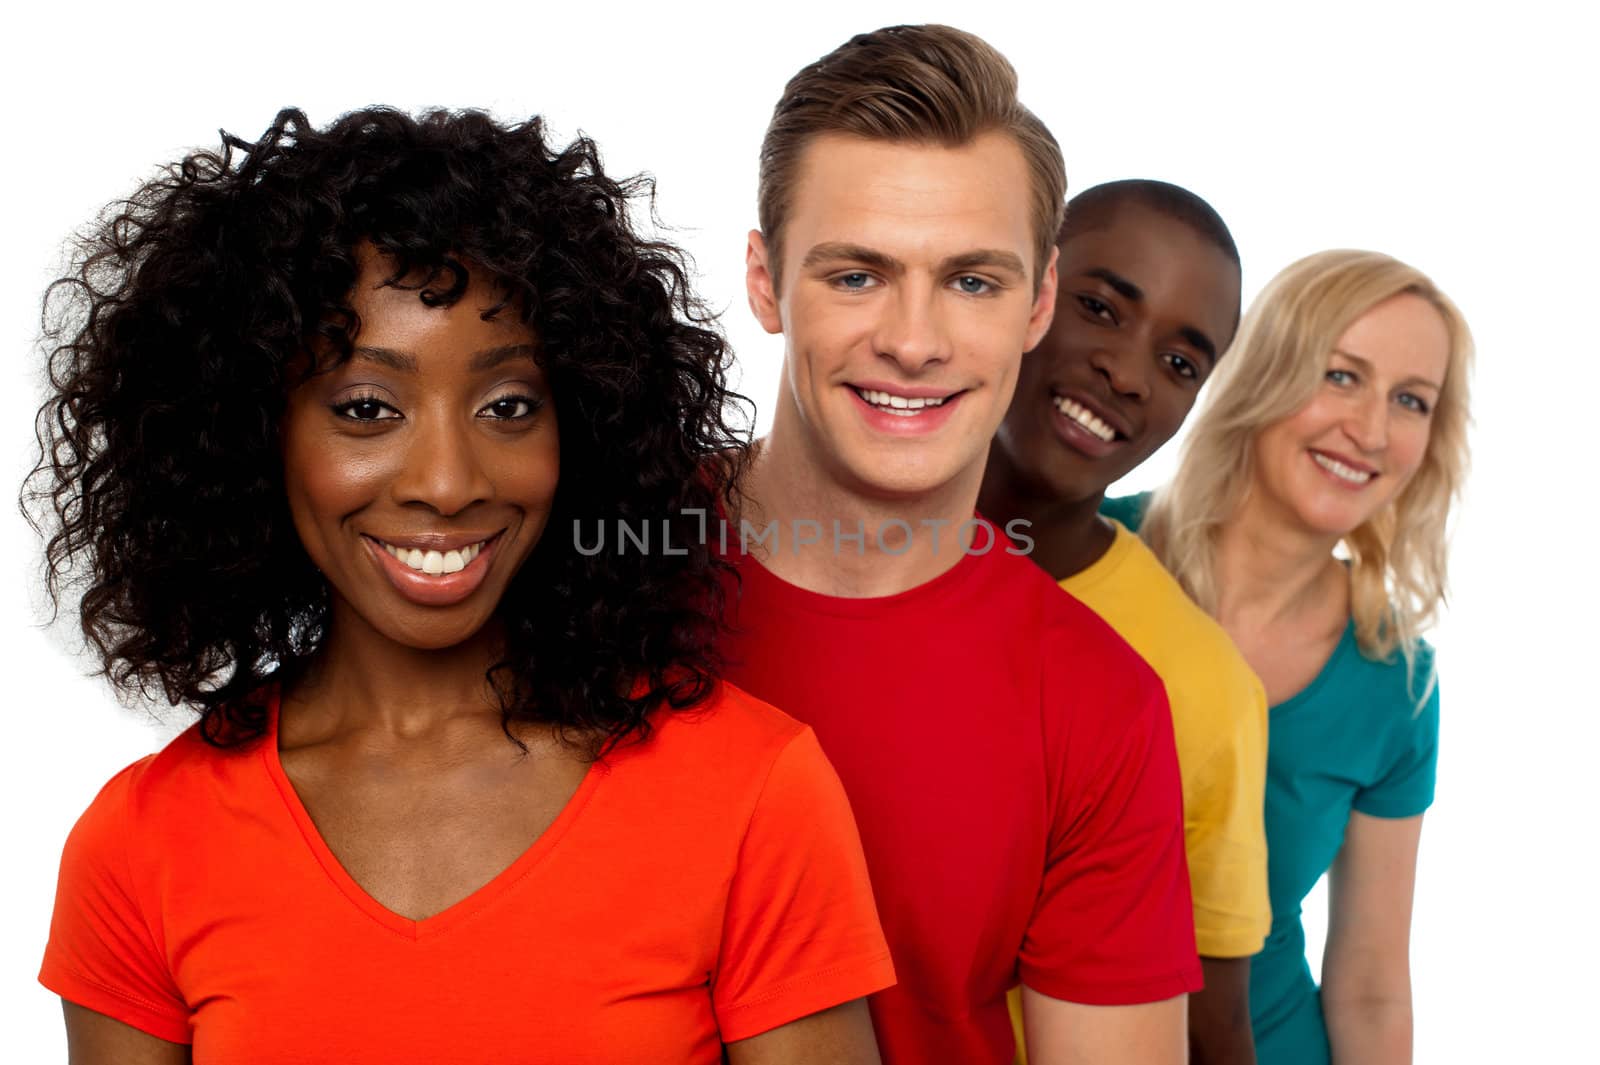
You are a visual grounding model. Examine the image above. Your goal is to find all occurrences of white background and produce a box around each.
[2,0,1594,1058]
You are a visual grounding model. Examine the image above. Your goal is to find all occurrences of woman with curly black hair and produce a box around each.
[30,107,892,1064]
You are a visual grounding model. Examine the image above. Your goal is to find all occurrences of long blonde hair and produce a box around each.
[1144,249,1473,669]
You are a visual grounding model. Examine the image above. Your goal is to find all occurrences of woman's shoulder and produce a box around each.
[603,682,846,836]
[645,680,814,763]
[75,719,265,832]
[1100,490,1154,533]
[1344,626,1437,687]
[58,720,261,882]
[1313,622,1440,722]
[1343,632,1441,815]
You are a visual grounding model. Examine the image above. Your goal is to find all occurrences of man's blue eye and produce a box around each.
[839,273,871,289]
[956,276,990,295]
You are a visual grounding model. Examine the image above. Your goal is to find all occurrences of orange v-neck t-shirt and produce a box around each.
[40,684,894,1061]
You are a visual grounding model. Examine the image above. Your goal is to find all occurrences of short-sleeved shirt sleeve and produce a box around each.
[712,728,895,1041]
[1019,633,1201,1004]
[39,760,191,1044]
[1183,720,1272,957]
[1353,673,1441,819]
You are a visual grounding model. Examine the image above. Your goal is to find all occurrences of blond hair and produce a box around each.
[758,24,1065,290]
[1144,249,1473,674]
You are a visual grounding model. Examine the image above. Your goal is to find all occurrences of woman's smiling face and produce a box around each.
[1250,292,1449,538]
[281,247,560,651]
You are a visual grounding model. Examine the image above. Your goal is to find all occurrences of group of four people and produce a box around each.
[32,22,1471,1065]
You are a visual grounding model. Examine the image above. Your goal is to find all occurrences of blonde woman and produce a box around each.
[1103,249,1471,1065]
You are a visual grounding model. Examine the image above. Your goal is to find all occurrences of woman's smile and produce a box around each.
[363,531,504,607]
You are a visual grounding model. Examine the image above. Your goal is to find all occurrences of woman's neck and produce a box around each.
[282,606,508,743]
[1213,491,1349,637]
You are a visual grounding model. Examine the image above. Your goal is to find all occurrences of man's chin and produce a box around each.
[837,450,981,503]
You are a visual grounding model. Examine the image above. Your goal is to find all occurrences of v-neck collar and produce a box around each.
[1270,618,1358,717]
[260,688,607,940]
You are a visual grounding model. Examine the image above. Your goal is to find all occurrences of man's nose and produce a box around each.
[1086,342,1150,402]
[874,287,951,374]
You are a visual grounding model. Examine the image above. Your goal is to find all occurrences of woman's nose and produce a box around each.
[390,415,493,516]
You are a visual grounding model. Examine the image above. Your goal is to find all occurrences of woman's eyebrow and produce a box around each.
[348,343,539,373]
[1333,348,1442,391]
[352,345,417,371]
[469,343,540,372]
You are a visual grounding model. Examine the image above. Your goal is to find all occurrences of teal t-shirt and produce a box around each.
[1102,493,1440,1065]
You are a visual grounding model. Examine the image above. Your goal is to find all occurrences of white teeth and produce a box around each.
[1053,395,1116,443]
[379,539,488,574]
[858,388,947,411]
[1312,452,1374,484]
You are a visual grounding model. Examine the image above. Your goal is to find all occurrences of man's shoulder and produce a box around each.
[1039,580,1158,669]
[1088,536,1254,677]
[969,537,1089,610]
[949,545,1159,686]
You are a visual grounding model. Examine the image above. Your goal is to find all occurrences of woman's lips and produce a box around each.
[363,532,501,607]
[1308,449,1378,490]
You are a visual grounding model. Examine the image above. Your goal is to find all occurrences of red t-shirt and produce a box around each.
[40,685,894,1061]
[718,538,1200,1064]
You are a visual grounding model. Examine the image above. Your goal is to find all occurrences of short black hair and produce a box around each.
[1060,178,1240,270]
[27,107,751,755]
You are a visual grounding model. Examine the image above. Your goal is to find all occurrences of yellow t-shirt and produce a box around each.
[1010,520,1270,1056]
[1064,519,1271,957]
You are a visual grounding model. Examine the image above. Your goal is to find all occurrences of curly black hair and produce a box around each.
[27,106,751,754]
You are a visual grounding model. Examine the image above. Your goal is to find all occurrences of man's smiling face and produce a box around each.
[992,202,1240,504]
[746,131,1057,502]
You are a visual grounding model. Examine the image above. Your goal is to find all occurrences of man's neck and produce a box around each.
[975,444,1115,583]
[738,422,987,599]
